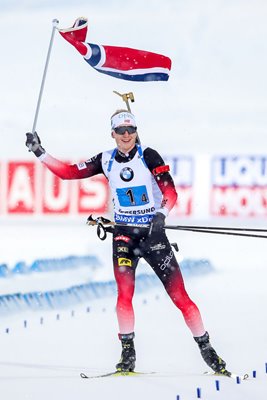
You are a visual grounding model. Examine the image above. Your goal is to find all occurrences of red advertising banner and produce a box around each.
[5,155,267,218]
[7,162,36,214]
[0,157,193,217]
[41,166,71,214]
[77,176,110,214]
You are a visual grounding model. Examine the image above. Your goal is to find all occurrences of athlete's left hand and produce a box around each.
[25,132,45,156]
[148,212,166,236]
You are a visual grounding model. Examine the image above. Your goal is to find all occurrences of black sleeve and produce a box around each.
[143,147,166,171]
[143,147,178,213]
[41,152,104,180]
[83,153,104,176]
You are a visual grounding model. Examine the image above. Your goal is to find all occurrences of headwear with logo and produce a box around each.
[111,111,136,130]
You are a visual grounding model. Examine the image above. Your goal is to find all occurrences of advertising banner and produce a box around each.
[1,155,267,219]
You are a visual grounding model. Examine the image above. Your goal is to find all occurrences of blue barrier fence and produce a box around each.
[0,255,102,277]
[0,258,214,315]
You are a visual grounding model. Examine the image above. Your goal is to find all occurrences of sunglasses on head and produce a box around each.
[114,126,137,135]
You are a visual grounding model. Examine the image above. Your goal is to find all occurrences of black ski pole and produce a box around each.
[164,226,267,239]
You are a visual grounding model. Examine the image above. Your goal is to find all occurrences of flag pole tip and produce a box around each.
[52,19,59,26]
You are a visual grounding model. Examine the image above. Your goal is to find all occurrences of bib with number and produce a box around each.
[102,145,162,225]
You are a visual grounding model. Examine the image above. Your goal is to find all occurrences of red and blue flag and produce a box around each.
[59,18,171,82]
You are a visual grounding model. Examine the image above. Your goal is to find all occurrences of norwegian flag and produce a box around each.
[59,18,171,82]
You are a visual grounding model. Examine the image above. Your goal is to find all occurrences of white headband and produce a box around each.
[111,112,136,130]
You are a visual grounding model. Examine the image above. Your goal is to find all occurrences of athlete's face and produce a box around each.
[112,126,137,154]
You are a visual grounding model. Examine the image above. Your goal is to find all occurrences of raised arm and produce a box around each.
[25,132,103,179]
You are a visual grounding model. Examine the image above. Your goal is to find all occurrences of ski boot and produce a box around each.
[116,332,136,372]
[194,331,227,373]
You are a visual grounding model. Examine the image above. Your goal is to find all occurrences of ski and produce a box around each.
[80,369,249,380]
[204,370,249,380]
[80,371,155,379]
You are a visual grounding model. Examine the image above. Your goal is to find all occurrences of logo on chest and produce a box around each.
[120,167,134,182]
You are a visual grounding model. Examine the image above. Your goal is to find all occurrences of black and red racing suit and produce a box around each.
[39,145,205,337]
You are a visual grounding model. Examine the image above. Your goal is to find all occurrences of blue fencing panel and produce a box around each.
[0,258,214,316]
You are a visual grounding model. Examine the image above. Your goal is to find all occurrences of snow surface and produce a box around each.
[1,225,267,399]
[1,0,267,399]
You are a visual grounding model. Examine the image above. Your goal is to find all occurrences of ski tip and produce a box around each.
[80,370,155,379]
[204,370,249,380]
[80,371,136,379]
[234,373,249,380]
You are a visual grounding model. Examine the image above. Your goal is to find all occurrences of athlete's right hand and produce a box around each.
[25,132,45,156]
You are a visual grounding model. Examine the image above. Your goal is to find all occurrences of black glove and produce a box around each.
[148,212,166,236]
[25,132,45,157]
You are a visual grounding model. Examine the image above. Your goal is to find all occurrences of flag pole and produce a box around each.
[29,18,59,149]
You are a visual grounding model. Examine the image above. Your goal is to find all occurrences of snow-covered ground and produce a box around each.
[0,224,267,399]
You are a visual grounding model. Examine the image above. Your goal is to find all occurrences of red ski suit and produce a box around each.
[39,145,205,337]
